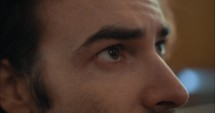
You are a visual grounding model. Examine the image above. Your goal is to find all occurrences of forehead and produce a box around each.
[38,0,166,48]
[40,0,163,18]
[39,0,164,27]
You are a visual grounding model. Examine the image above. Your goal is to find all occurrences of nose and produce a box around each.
[141,57,189,112]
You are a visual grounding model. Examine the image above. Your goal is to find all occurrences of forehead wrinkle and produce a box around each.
[39,0,167,50]
[130,0,163,15]
[126,0,166,27]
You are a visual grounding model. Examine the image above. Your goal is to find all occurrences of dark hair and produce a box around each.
[0,0,50,112]
[0,0,39,73]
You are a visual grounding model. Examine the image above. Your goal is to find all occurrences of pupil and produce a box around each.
[108,46,120,60]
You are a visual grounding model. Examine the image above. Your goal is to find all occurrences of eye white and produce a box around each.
[159,44,166,56]
[156,41,166,56]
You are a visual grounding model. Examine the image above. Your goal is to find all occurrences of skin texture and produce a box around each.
[0,0,189,113]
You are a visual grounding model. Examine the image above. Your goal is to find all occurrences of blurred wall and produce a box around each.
[167,0,214,72]
[165,0,214,113]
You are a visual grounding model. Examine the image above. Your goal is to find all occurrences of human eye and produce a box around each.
[155,40,166,56]
[96,44,124,63]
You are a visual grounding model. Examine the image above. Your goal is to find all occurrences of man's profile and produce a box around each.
[0,0,189,113]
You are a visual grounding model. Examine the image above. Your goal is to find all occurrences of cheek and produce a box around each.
[47,91,110,113]
[60,93,110,113]
[42,50,152,113]
[80,65,148,112]
[44,73,109,113]
[41,62,111,113]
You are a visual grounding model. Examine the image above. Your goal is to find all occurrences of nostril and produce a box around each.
[156,101,177,109]
[150,101,178,113]
[157,101,176,106]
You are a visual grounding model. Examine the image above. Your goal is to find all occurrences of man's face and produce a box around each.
[36,0,188,113]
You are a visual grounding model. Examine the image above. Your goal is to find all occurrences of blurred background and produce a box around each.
[166,0,214,113]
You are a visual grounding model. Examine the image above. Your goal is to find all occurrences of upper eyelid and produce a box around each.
[96,44,127,59]
[72,40,123,60]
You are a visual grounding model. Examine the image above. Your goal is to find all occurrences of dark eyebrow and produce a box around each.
[81,26,144,47]
[160,26,170,38]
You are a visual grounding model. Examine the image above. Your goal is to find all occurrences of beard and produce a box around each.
[69,95,110,113]
[34,89,175,113]
[43,92,110,113]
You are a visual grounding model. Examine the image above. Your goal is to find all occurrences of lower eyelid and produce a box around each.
[94,56,124,70]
